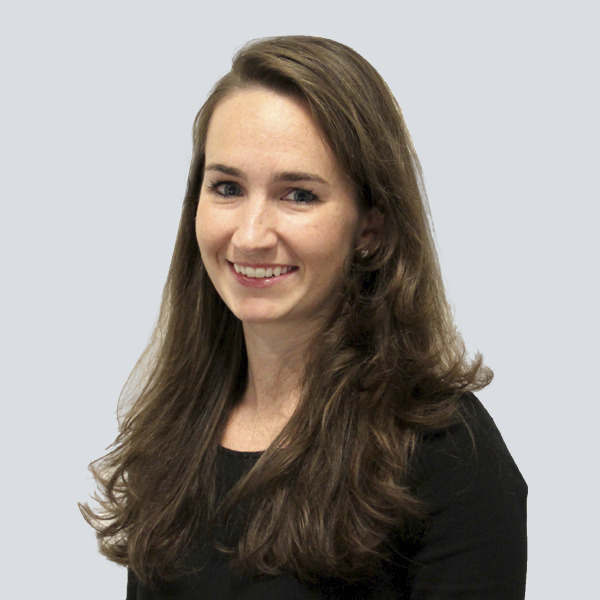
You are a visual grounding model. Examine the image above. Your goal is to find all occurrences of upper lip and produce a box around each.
[228,260,297,269]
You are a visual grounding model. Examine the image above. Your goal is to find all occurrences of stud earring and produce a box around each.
[359,248,369,258]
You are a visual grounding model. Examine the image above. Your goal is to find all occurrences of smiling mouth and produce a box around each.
[232,263,297,279]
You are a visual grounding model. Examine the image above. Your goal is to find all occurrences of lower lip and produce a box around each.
[229,263,298,288]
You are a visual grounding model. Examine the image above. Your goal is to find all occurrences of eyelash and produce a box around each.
[208,181,242,197]
[207,180,318,204]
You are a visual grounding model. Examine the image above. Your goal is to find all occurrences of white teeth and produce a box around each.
[233,264,293,278]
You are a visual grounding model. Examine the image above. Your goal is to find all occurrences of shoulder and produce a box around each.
[415,392,527,501]
[404,393,527,598]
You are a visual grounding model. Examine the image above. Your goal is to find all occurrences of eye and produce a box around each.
[209,181,242,197]
[282,188,318,204]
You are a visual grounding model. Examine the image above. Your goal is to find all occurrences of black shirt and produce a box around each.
[127,394,527,599]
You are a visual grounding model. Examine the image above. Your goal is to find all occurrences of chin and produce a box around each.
[227,299,292,325]
[236,312,287,325]
[226,305,280,324]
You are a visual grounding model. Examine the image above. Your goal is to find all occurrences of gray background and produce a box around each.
[2,1,597,597]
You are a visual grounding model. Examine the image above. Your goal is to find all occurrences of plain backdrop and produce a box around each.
[1,1,598,598]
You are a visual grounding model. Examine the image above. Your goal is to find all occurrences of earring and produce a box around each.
[359,248,369,258]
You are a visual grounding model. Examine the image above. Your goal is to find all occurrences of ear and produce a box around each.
[356,207,384,253]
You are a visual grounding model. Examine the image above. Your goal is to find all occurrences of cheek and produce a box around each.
[302,218,357,271]
[194,212,207,254]
[195,200,220,256]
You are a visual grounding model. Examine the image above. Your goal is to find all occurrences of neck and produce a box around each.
[220,318,326,452]
[241,320,319,416]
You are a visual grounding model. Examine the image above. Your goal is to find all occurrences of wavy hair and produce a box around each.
[81,35,491,584]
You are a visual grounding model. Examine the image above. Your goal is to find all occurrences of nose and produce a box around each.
[231,196,278,255]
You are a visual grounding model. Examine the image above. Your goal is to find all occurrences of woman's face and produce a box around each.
[195,87,373,331]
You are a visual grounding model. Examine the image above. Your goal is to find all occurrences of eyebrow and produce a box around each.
[204,163,329,185]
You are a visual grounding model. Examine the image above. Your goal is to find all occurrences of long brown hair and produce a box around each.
[81,36,491,584]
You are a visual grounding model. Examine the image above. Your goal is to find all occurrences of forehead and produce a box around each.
[204,87,341,177]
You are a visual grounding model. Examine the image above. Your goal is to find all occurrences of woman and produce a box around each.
[82,36,527,598]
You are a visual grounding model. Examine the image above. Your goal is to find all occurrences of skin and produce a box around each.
[195,87,379,450]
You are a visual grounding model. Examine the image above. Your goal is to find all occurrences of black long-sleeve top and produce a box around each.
[127,394,527,598]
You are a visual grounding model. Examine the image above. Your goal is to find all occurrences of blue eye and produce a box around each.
[283,188,317,204]
[210,181,242,197]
